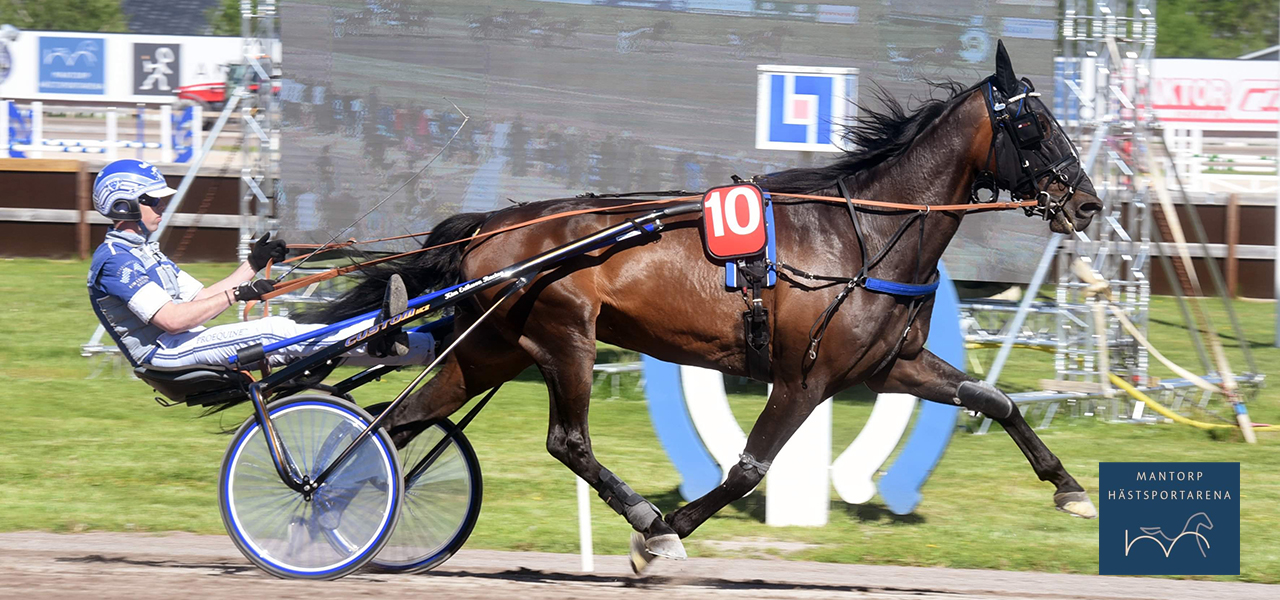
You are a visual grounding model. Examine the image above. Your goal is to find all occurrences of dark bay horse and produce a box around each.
[305,42,1103,568]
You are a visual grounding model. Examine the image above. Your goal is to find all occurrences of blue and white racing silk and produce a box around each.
[88,228,437,370]
[88,229,204,366]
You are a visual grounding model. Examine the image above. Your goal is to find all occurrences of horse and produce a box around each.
[303,41,1104,570]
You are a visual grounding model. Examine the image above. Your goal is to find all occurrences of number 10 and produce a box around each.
[704,187,762,238]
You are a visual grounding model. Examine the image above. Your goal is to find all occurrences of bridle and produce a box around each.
[975,75,1088,224]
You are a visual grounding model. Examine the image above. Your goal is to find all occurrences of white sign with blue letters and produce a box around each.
[755,64,858,152]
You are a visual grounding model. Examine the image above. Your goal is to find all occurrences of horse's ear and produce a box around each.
[993,39,1018,95]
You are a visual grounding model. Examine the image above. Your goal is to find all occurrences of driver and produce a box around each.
[86,158,433,370]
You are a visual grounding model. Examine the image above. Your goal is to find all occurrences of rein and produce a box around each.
[253,191,1037,305]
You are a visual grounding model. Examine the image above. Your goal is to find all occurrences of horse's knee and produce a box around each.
[724,452,770,495]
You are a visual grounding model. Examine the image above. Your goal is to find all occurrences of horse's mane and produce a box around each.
[760,80,978,194]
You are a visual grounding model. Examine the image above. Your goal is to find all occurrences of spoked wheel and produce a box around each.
[364,407,482,573]
[219,394,403,580]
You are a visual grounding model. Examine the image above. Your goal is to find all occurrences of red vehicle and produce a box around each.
[175,63,276,115]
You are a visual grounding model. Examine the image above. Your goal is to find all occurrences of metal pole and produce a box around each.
[985,234,1063,386]
[149,90,243,243]
[1275,18,1280,345]
[576,477,594,572]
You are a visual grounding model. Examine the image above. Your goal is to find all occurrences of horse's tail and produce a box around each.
[296,210,493,324]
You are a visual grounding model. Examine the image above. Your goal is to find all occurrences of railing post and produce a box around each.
[106,107,118,161]
[77,161,91,260]
[192,106,203,163]
[30,100,42,159]
[0,100,9,158]
[160,104,173,163]
[1226,193,1239,297]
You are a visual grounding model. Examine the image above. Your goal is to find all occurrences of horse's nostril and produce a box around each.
[1079,201,1102,216]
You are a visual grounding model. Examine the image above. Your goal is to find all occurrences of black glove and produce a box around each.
[233,279,276,302]
[248,233,288,272]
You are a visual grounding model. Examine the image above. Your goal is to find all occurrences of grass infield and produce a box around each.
[1,258,1277,582]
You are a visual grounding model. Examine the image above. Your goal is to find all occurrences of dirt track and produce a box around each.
[2,532,1275,599]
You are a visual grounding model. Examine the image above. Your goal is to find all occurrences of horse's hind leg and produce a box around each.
[867,349,1097,519]
[518,320,686,561]
[383,315,532,448]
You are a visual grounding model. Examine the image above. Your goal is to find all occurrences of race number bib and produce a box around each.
[702,184,767,259]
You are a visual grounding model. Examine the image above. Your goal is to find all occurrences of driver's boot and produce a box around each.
[369,274,410,358]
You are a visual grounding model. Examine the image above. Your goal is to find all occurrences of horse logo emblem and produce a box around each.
[42,40,100,66]
[1124,512,1213,558]
[1099,462,1239,575]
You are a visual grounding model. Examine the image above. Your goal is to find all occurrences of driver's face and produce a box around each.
[139,195,168,230]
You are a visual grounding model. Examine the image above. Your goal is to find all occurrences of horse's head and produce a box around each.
[977,41,1101,234]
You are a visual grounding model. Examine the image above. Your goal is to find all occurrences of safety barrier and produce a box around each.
[0,100,201,163]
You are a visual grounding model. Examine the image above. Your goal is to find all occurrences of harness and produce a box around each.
[761,77,1088,385]
[769,177,940,385]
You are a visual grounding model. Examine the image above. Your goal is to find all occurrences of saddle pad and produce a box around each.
[702,183,768,260]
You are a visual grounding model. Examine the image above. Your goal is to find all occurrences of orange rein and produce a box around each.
[248,193,1039,308]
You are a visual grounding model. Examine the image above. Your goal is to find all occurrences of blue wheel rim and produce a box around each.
[221,400,399,577]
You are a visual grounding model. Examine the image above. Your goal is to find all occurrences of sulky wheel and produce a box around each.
[367,414,483,573]
[218,394,403,580]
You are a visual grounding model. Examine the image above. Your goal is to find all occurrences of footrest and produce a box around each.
[134,366,251,407]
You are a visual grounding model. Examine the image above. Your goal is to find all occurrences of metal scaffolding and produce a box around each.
[239,0,280,265]
[1055,0,1155,397]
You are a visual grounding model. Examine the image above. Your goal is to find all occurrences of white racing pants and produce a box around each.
[145,315,435,369]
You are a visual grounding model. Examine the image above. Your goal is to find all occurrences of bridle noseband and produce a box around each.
[975,76,1087,223]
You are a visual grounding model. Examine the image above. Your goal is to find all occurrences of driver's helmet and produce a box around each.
[92,159,177,221]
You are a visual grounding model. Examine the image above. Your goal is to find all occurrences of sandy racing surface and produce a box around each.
[2,532,1275,599]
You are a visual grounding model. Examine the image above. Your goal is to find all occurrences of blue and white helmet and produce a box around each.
[92,159,177,221]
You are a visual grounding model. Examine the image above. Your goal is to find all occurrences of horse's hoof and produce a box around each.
[629,531,656,575]
[644,532,687,560]
[1054,490,1098,519]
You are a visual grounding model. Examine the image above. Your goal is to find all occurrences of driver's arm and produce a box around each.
[191,261,256,301]
[151,291,236,334]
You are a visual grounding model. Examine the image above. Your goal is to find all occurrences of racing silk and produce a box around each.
[87,229,204,366]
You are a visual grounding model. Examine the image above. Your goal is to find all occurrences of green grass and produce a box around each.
[2,258,1278,582]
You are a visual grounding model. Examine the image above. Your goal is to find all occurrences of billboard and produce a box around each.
[38,36,105,95]
[755,65,858,152]
[278,0,1060,283]
[1151,59,1280,132]
[0,32,254,104]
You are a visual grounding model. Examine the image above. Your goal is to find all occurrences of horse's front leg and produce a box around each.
[867,349,1097,519]
[664,381,826,537]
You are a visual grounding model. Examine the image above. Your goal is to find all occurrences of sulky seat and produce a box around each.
[134,365,252,407]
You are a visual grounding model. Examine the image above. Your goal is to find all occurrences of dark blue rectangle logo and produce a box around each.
[1099,462,1239,575]
[39,36,105,95]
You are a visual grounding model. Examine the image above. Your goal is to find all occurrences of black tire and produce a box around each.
[363,404,483,573]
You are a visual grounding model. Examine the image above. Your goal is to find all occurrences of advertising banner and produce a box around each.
[38,36,105,95]
[1151,59,1280,132]
[0,32,266,104]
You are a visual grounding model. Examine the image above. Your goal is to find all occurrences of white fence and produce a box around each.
[1,100,202,164]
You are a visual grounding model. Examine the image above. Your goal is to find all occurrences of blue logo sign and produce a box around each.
[1099,462,1239,575]
[756,67,857,152]
[39,36,105,95]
